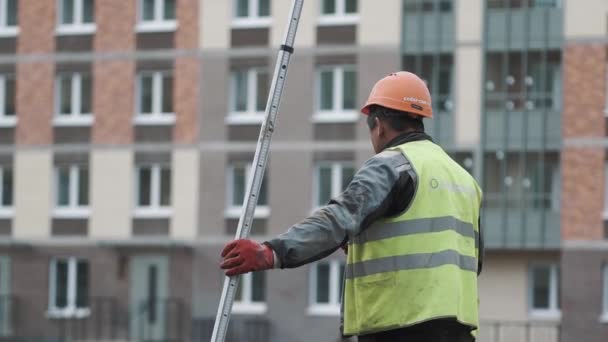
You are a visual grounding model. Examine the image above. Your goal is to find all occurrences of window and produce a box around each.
[232,0,271,27]
[54,165,89,217]
[0,167,13,216]
[0,0,18,36]
[135,72,175,125]
[487,0,561,8]
[314,162,355,209]
[226,163,269,218]
[0,75,15,126]
[233,271,267,314]
[227,68,269,124]
[55,73,93,125]
[602,264,608,322]
[314,66,357,122]
[403,0,453,12]
[135,165,172,217]
[57,0,95,34]
[309,260,345,315]
[529,264,560,319]
[48,258,90,318]
[137,0,176,32]
[319,0,358,25]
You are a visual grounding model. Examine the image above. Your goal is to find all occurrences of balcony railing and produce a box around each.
[193,317,271,342]
[479,321,560,342]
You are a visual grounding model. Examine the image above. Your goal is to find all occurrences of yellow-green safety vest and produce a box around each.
[343,140,482,336]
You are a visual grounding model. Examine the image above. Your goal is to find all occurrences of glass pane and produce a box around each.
[59,76,73,115]
[258,0,270,16]
[163,0,176,20]
[140,75,153,114]
[138,168,152,206]
[320,71,334,110]
[161,75,173,114]
[76,261,89,308]
[61,0,75,24]
[232,166,246,206]
[57,168,71,206]
[532,266,550,309]
[342,70,356,110]
[438,67,451,96]
[316,263,330,303]
[4,78,15,116]
[233,71,248,112]
[147,266,157,323]
[318,166,332,206]
[338,263,345,299]
[80,75,92,114]
[236,0,249,17]
[54,261,69,309]
[1,169,12,206]
[160,168,171,206]
[78,168,88,206]
[258,175,268,206]
[142,0,155,21]
[83,0,94,23]
[6,0,17,26]
[345,0,357,13]
[322,0,336,14]
[255,71,268,112]
[341,166,355,191]
[251,272,266,302]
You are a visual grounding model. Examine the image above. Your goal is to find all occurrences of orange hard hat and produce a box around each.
[361,71,433,119]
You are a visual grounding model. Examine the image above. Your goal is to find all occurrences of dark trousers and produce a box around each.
[357,319,475,342]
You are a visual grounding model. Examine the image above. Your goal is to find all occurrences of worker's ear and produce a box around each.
[375,116,385,137]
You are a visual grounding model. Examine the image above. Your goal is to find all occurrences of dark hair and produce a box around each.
[366,105,425,132]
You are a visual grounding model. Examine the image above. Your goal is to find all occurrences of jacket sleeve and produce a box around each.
[265,150,411,269]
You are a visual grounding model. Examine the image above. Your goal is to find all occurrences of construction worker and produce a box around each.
[220,72,483,342]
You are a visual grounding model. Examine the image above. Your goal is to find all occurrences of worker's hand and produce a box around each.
[220,239,274,276]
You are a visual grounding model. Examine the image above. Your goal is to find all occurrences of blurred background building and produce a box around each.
[0,0,606,341]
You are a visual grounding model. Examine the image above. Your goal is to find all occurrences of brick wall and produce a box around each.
[15,0,56,145]
[561,44,607,240]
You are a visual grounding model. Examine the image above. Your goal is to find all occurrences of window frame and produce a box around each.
[313,162,354,210]
[231,0,272,28]
[53,164,90,218]
[318,0,359,26]
[0,166,13,218]
[56,0,96,35]
[0,0,18,37]
[233,272,267,314]
[528,263,561,320]
[54,73,94,126]
[308,259,345,316]
[47,258,90,319]
[136,0,177,32]
[134,164,172,218]
[313,65,358,123]
[0,74,16,127]
[227,68,268,125]
[225,163,270,219]
[134,71,176,125]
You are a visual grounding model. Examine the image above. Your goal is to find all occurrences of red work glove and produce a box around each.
[220,239,274,276]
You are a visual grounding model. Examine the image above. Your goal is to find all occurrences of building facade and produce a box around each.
[0,0,605,341]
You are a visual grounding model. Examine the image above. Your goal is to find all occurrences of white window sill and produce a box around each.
[0,208,14,218]
[225,206,270,219]
[53,208,91,219]
[307,305,340,316]
[0,27,18,37]
[133,208,173,219]
[136,21,178,33]
[231,18,272,29]
[600,314,608,323]
[312,111,358,123]
[56,25,96,35]
[133,114,176,126]
[317,16,359,26]
[0,117,17,127]
[53,115,94,127]
[529,310,562,321]
[226,113,265,125]
[232,302,267,315]
[46,308,91,319]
